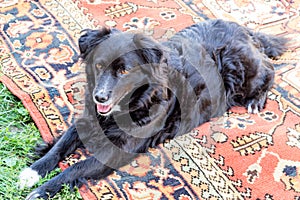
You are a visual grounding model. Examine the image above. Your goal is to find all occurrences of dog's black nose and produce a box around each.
[94,92,111,103]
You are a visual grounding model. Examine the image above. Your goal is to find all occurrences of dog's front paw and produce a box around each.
[25,180,63,200]
[19,168,40,189]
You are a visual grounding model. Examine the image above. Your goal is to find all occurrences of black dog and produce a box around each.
[20,19,286,199]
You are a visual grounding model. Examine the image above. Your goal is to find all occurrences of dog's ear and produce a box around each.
[133,34,170,99]
[133,34,164,64]
[79,28,120,60]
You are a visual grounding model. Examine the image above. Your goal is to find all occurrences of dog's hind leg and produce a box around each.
[246,88,269,114]
[245,56,275,114]
[19,124,82,189]
[245,33,287,113]
[219,46,276,113]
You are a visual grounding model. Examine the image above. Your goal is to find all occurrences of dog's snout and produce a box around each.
[94,91,111,103]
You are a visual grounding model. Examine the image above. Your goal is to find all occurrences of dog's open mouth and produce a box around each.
[96,104,112,115]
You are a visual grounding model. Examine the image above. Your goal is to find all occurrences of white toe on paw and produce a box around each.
[19,168,40,189]
[247,103,259,114]
[253,106,259,114]
[247,103,253,113]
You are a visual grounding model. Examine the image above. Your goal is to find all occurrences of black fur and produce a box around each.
[22,19,287,199]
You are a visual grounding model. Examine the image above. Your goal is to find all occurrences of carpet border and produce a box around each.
[0,75,53,143]
[1,73,98,199]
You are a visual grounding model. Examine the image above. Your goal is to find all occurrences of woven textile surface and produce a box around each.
[1,0,300,199]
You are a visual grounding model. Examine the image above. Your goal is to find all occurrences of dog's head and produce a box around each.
[79,28,168,116]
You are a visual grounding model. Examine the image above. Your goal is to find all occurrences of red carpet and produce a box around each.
[1,0,300,199]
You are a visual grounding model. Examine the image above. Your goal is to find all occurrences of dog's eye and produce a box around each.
[95,64,102,69]
[120,69,129,75]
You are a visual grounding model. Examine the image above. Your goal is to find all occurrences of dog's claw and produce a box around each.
[247,95,267,114]
[247,103,259,114]
[25,190,41,200]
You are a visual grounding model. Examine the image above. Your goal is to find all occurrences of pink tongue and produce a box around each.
[97,104,111,113]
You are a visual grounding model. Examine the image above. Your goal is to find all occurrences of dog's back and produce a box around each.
[171,19,287,59]
[167,19,287,113]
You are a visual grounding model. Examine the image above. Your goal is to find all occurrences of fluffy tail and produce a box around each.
[253,32,288,58]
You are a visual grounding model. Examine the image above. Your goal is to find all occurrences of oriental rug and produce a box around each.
[1,0,300,199]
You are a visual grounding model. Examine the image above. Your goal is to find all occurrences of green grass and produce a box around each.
[0,83,82,200]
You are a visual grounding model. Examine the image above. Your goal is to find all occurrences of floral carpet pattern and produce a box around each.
[1,0,300,199]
